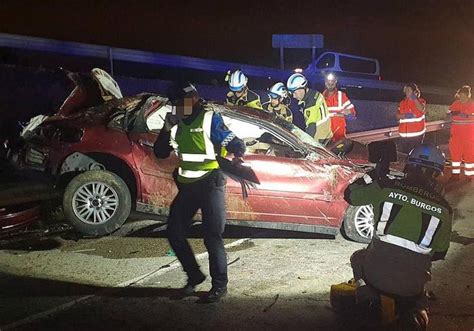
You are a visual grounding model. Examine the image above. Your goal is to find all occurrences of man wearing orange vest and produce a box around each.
[397,83,426,153]
[447,85,474,180]
[322,73,356,141]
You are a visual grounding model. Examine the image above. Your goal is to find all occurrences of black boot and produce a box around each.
[170,273,206,300]
[197,287,227,303]
[180,273,206,296]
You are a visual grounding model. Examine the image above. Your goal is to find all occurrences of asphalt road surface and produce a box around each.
[1,182,473,330]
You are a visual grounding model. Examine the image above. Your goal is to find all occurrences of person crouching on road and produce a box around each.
[447,85,474,180]
[397,83,426,153]
[287,73,333,144]
[263,82,293,123]
[225,70,263,110]
[345,143,452,330]
[154,83,246,303]
[322,73,356,142]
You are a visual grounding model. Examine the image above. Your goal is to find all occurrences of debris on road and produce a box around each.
[263,294,280,312]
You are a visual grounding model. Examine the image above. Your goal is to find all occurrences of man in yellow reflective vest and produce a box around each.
[287,73,333,144]
[154,83,246,303]
[225,70,263,109]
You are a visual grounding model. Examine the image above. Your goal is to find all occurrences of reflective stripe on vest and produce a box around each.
[171,111,215,163]
[328,91,353,116]
[328,91,343,112]
[170,110,218,180]
[378,234,432,255]
[399,115,426,123]
[376,207,441,255]
[399,115,425,137]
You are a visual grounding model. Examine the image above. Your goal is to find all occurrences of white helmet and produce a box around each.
[325,72,337,83]
[287,73,308,93]
[228,70,248,92]
[268,82,287,99]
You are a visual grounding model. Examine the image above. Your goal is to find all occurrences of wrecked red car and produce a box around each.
[16,75,375,243]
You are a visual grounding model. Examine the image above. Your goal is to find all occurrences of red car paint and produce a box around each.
[21,94,366,236]
[0,203,41,234]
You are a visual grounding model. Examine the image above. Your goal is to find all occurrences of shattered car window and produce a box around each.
[146,104,173,131]
[289,125,325,149]
[222,115,300,157]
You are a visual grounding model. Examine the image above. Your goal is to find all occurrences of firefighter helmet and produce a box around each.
[228,70,248,92]
[268,82,288,99]
[286,73,308,92]
[407,144,445,173]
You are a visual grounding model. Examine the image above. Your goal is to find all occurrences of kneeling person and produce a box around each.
[344,144,452,328]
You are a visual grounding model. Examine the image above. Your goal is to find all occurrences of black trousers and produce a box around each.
[167,169,228,289]
[350,239,430,309]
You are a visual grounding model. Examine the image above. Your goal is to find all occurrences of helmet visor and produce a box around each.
[230,85,245,93]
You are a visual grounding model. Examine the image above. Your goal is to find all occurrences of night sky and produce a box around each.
[1,0,473,87]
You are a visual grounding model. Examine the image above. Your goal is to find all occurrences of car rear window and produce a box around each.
[339,56,377,74]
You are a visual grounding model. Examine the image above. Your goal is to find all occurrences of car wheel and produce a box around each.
[343,205,374,244]
[63,170,131,237]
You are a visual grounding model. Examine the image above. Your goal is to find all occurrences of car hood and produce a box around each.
[44,94,149,129]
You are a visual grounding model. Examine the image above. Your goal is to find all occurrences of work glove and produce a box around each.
[404,113,415,119]
[163,113,179,132]
[341,109,352,116]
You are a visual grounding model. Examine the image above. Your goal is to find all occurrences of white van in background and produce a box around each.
[305,51,381,80]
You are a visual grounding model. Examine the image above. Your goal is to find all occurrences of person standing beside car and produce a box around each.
[397,83,426,153]
[287,73,332,144]
[153,83,246,303]
[322,73,356,142]
[447,85,474,180]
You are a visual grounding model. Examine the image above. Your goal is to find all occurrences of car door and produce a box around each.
[222,114,342,233]
[127,99,178,214]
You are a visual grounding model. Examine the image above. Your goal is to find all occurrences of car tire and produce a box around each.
[63,170,131,237]
[343,205,374,244]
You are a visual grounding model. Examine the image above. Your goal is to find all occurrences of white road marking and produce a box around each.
[1,238,250,330]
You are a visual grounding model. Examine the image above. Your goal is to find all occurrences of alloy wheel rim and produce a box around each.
[72,182,119,225]
[354,205,374,239]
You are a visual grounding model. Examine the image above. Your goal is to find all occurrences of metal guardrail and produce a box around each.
[346,120,450,144]
[0,33,454,96]
[0,33,290,79]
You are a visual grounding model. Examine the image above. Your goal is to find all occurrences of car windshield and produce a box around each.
[288,125,324,149]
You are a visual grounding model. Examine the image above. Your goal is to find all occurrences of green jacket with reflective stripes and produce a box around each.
[345,174,452,257]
